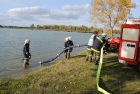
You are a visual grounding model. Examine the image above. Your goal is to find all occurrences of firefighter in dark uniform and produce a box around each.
[64,37,74,59]
[91,33,107,65]
[23,39,31,68]
[86,31,98,62]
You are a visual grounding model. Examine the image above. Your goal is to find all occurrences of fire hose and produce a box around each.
[38,44,111,93]
[38,44,87,64]
[96,47,111,94]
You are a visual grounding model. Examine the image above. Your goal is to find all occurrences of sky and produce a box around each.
[0,0,140,27]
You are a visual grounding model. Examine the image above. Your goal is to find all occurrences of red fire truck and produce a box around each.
[118,19,140,71]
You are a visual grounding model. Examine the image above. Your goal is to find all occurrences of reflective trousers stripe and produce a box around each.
[91,48,100,53]
[87,48,92,51]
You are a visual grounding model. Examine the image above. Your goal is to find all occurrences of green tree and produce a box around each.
[53,25,59,31]
[36,25,41,29]
[43,25,48,29]
[48,25,53,29]
[30,24,34,29]
[59,25,65,31]
[89,0,136,37]
[83,25,88,32]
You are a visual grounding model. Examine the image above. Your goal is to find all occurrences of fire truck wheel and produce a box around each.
[138,63,140,72]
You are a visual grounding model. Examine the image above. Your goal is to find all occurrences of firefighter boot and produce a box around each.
[89,55,92,62]
[67,52,70,59]
[86,50,89,61]
[65,52,67,59]
[27,62,29,65]
[94,60,98,65]
[86,54,88,61]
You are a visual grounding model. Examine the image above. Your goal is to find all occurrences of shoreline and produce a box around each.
[0,51,140,93]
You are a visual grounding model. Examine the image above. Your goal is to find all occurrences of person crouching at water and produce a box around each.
[64,37,74,59]
[23,39,31,68]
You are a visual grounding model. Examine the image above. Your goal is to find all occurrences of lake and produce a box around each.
[0,28,92,79]
[0,28,120,79]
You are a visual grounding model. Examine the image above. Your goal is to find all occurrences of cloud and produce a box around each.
[8,6,51,15]
[46,11,79,20]
[45,4,89,20]
[7,6,50,21]
[61,4,89,15]
[7,4,89,21]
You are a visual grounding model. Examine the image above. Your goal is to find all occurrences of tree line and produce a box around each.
[0,24,120,34]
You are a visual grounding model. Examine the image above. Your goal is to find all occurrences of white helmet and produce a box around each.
[102,33,107,37]
[25,39,30,44]
[65,37,69,41]
[68,36,71,40]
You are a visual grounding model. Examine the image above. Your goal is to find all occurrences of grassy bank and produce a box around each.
[0,51,140,94]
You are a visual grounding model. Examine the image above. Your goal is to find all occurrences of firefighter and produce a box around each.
[23,39,31,68]
[64,37,74,59]
[91,33,107,65]
[86,31,98,62]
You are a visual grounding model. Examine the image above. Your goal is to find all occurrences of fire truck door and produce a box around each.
[120,28,139,60]
[121,42,136,59]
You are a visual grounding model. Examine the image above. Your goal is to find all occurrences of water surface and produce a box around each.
[0,28,91,79]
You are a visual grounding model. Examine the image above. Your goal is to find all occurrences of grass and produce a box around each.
[0,51,140,94]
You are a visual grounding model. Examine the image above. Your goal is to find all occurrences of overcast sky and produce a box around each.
[0,0,140,27]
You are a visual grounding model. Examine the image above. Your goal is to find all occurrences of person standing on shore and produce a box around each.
[91,33,107,65]
[23,39,31,68]
[86,31,98,62]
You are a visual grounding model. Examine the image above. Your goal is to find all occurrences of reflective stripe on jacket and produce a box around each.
[87,46,92,51]
[91,36,106,53]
